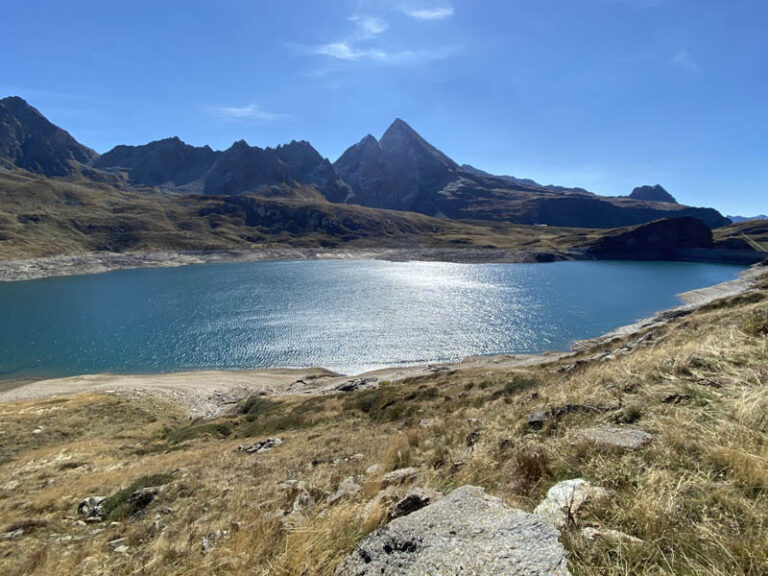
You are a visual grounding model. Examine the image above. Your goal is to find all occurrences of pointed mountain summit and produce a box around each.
[0,96,98,176]
[334,118,460,213]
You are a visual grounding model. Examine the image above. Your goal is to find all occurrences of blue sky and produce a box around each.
[1,0,766,215]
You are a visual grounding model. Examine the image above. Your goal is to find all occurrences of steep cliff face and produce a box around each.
[0,96,98,176]
[583,217,715,259]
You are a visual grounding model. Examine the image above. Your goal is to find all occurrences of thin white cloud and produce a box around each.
[309,42,459,64]
[403,6,454,20]
[311,42,387,61]
[301,8,458,66]
[348,15,389,38]
[213,104,288,121]
[671,49,698,72]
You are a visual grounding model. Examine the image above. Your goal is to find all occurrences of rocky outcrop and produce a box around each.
[336,485,571,575]
[77,496,106,522]
[583,216,716,260]
[630,185,678,204]
[0,96,98,176]
[237,437,283,454]
[574,426,652,450]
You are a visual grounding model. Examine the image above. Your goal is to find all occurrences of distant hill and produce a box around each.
[0,96,732,232]
[726,214,768,223]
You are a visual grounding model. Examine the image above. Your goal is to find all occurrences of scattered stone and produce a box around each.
[662,393,691,404]
[527,411,550,429]
[380,467,419,488]
[113,545,130,554]
[126,487,159,511]
[465,428,482,447]
[336,485,571,575]
[575,426,652,451]
[580,527,643,544]
[365,464,383,476]
[77,496,106,522]
[107,537,127,550]
[0,528,24,541]
[292,489,316,514]
[201,536,214,553]
[388,488,441,521]
[335,377,379,392]
[328,477,362,505]
[534,479,609,529]
[237,437,283,454]
[528,405,609,429]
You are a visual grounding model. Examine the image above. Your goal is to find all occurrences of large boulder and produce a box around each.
[336,485,571,575]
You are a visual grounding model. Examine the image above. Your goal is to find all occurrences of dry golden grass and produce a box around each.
[0,274,766,575]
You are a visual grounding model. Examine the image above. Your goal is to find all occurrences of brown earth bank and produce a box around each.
[0,264,766,575]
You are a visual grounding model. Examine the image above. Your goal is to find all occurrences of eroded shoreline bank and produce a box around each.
[0,247,565,283]
[1,262,762,415]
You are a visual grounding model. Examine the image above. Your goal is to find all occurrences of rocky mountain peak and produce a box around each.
[0,95,99,176]
[630,184,678,204]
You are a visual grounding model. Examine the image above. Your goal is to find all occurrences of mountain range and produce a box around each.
[0,96,731,231]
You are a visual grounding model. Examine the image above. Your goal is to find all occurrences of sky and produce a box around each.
[1,0,766,215]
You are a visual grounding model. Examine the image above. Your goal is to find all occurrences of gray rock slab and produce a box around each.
[336,485,570,575]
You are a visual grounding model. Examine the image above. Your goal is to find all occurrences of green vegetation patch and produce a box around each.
[741,306,768,336]
[240,396,329,436]
[101,473,174,520]
[166,421,234,444]
[344,384,438,422]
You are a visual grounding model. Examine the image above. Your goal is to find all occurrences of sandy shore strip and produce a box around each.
[0,247,561,283]
[0,354,568,418]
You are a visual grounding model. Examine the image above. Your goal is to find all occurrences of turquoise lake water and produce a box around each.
[0,259,744,379]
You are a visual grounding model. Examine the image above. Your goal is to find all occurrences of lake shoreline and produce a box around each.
[0,262,762,415]
[0,247,569,283]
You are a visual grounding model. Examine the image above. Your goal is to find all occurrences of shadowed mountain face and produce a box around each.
[335,119,730,228]
[0,96,98,176]
[630,185,678,204]
[0,97,731,229]
[95,137,353,201]
[94,137,218,190]
[334,118,461,214]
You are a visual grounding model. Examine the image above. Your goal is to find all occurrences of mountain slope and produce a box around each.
[0,96,98,176]
[335,119,730,228]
